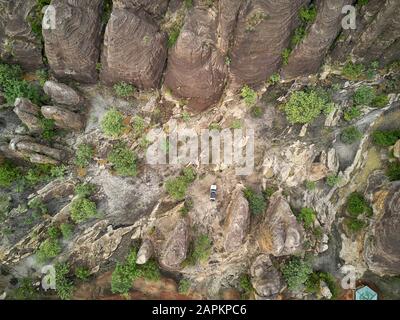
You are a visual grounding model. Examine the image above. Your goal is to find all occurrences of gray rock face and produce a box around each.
[43,0,102,83]
[164,8,226,111]
[13,98,42,133]
[224,185,250,253]
[160,218,190,271]
[230,0,307,86]
[282,0,351,79]
[43,81,82,106]
[257,193,304,256]
[0,0,43,71]
[364,185,400,276]
[113,0,169,17]
[41,106,84,131]
[250,254,285,298]
[100,8,167,89]
[136,239,154,265]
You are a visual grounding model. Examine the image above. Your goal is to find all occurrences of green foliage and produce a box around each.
[55,263,74,300]
[50,165,67,178]
[132,115,146,136]
[75,143,94,168]
[113,82,135,98]
[36,69,49,87]
[298,208,316,229]
[14,278,37,300]
[299,4,317,23]
[284,90,334,124]
[75,266,91,281]
[268,73,281,85]
[28,197,48,216]
[282,48,292,65]
[168,21,183,48]
[291,26,306,47]
[240,85,257,106]
[345,217,367,232]
[74,183,96,198]
[209,123,222,131]
[36,238,61,263]
[102,0,113,25]
[101,108,126,138]
[372,94,389,108]
[165,167,196,200]
[28,0,51,39]
[40,117,57,141]
[243,187,266,215]
[0,160,21,188]
[70,197,97,224]
[111,248,161,294]
[0,194,11,222]
[353,86,376,106]
[47,225,61,240]
[357,0,369,7]
[230,119,242,129]
[178,279,191,295]
[305,271,339,299]
[326,174,341,187]
[341,126,362,144]
[186,234,212,265]
[346,192,372,218]
[305,180,316,191]
[344,106,362,122]
[60,223,74,239]
[387,162,400,181]
[372,130,400,147]
[184,0,193,9]
[342,61,365,80]
[239,274,253,299]
[282,257,313,291]
[250,106,263,118]
[108,143,137,177]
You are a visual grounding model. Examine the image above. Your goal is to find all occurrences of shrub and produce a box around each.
[50,165,67,178]
[108,143,137,177]
[282,257,313,291]
[243,187,266,215]
[101,108,126,138]
[353,86,376,106]
[341,126,362,144]
[47,226,61,240]
[0,161,21,187]
[372,94,389,108]
[168,21,183,48]
[299,4,317,23]
[25,164,53,186]
[55,263,74,300]
[74,183,96,198]
[344,106,362,122]
[245,11,267,32]
[372,130,400,147]
[282,48,291,65]
[28,197,48,216]
[305,180,316,191]
[345,217,367,232]
[40,117,57,141]
[209,123,222,131]
[239,274,253,299]
[36,238,61,263]
[268,73,281,85]
[4,79,42,106]
[132,115,146,136]
[165,167,196,200]
[387,162,400,181]
[113,82,135,98]
[298,208,316,229]
[178,279,191,294]
[28,0,51,39]
[284,90,333,124]
[102,0,113,25]
[240,85,257,106]
[14,278,37,300]
[36,69,49,87]
[60,223,74,239]
[326,175,341,187]
[231,119,242,129]
[70,198,97,224]
[346,192,372,218]
[186,234,212,265]
[75,144,94,168]
[305,271,339,299]
[291,26,306,46]
[75,266,91,281]
[0,194,11,221]
[342,61,365,80]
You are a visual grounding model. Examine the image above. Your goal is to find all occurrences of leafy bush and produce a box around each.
[341,126,362,144]
[239,274,253,299]
[0,161,21,187]
[75,266,91,281]
[108,143,137,177]
[345,217,367,233]
[344,106,362,122]
[372,130,400,147]
[70,198,97,224]
[326,175,341,187]
[299,4,317,23]
[268,73,281,85]
[40,117,57,141]
[186,234,212,265]
[24,164,53,186]
[346,192,372,217]
[102,0,113,25]
[75,144,94,168]
[305,180,316,191]
[282,257,313,291]
[240,85,257,106]
[387,162,400,181]
[55,263,74,300]
[14,278,37,300]
[60,223,74,239]
[36,238,61,263]
[0,194,11,222]
[74,183,96,198]
[165,167,196,200]
[101,108,126,138]
[298,208,316,229]
[168,21,183,48]
[243,187,266,215]
[28,197,48,216]
[132,115,146,136]
[50,165,67,179]
[28,0,51,39]
[372,94,389,108]
[342,61,365,80]
[305,271,339,299]
[284,90,333,124]
[353,86,376,106]
[282,48,292,65]
[113,82,135,98]
[291,26,306,46]
[47,225,61,240]
[178,279,191,294]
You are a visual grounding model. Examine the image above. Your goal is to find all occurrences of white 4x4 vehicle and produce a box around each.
[210,185,217,201]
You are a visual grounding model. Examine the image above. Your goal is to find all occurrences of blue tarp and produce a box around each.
[355,286,378,300]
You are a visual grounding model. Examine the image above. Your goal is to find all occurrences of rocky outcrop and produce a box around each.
[43,81,82,107]
[13,98,42,133]
[100,8,167,89]
[0,0,43,71]
[393,140,400,159]
[113,0,169,18]
[364,182,400,276]
[43,0,102,83]
[164,8,226,111]
[136,239,154,265]
[250,254,285,299]
[223,185,250,252]
[41,106,84,131]
[257,193,303,256]
[230,0,307,86]
[159,218,190,271]
[282,0,351,79]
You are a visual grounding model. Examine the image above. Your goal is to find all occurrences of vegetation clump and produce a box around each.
[108,143,137,177]
[0,161,21,188]
[165,167,196,200]
[101,108,126,138]
[243,187,266,215]
[326,174,341,187]
[186,234,212,265]
[387,162,400,182]
[344,192,372,233]
[341,126,362,144]
[239,274,253,299]
[178,279,191,294]
[240,85,257,106]
[282,257,313,291]
[372,130,400,147]
[341,61,365,80]
[75,144,94,168]
[305,271,339,299]
[353,85,376,106]
[55,263,74,300]
[70,197,97,224]
[113,82,135,98]
[36,238,62,263]
[298,208,316,229]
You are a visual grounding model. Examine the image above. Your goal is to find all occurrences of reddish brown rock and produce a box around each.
[13,98,42,133]
[43,81,83,106]
[113,0,169,17]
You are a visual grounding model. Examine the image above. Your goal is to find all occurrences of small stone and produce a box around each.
[393,140,400,159]
[320,281,332,299]
[136,239,154,265]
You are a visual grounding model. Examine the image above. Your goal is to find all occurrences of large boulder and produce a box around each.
[250,254,285,299]
[41,106,84,131]
[13,98,42,133]
[0,0,43,71]
[100,8,167,89]
[164,8,226,111]
[223,185,250,252]
[136,239,154,265]
[43,81,82,106]
[43,0,102,83]
[257,193,304,256]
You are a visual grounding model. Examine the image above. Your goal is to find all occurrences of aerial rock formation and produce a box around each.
[43,0,102,83]
[41,106,84,131]
[113,0,169,18]
[13,98,42,133]
[43,81,83,107]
